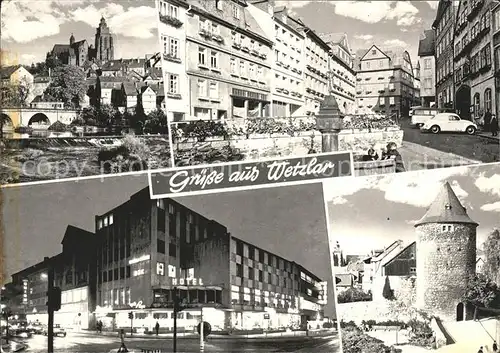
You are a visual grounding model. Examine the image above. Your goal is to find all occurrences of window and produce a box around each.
[168,74,178,94]
[230,58,237,74]
[199,18,207,32]
[211,22,219,35]
[215,0,222,10]
[169,38,179,58]
[239,61,246,77]
[209,82,218,98]
[257,66,263,80]
[232,4,240,19]
[168,4,178,18]
[485,88,492,113]
[371,49,376,55]
[157,239,166,254]
[424,58,431,69]
[156,262,165,276]
[249,64,255,79]
[210,51,218,68]
[197,79,207,97]
[474,93,481,117]
[198,47,206,65]
[494,8,500,32]
[169,243,177,257]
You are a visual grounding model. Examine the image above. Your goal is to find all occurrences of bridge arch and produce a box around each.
[0,113,14,132]
[28,113,51,127]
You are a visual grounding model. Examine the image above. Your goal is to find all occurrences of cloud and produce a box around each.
[354,34,374,41]
[20,54,36,63]
[70,3,157,39]
[333,1,420,26]
[475,173,500,197]
[384,39,409,48]
[275,0,313,8]
[1,0,67,43]
[427,1,439,10]
[324,166,470,208]
[480,202,500,212]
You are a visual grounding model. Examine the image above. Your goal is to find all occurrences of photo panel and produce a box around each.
[323,162,500,353]
[1,174,340,352]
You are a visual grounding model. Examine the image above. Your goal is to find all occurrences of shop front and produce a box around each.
[231,88,270,119]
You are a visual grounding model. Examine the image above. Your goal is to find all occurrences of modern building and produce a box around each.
[48,17,115,67]
[433,0,455,109]
[454,0,495,122]
[415,182,478,322]
[157,0,273,122]
[418,29,437,107]
[94,187,327,332]
[354,45,420,118]
[493,2,500,119]
[9,226,97,329]
[320,33,356,114]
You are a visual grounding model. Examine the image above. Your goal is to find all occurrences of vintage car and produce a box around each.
[420,113,477,135]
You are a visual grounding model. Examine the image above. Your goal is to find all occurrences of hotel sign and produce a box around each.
[22,280,28,305]
[170,278,204,286]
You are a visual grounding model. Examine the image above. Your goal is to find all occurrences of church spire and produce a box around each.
[70,33,75,45]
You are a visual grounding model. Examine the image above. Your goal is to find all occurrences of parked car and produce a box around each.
[42,324,66,337]
[421,113,477,135]
[411,107,456,127]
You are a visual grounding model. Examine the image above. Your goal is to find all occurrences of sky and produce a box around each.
[323,163,500,257]
[2,0,439,66]
[1,176,336,316]
[1,0,159,65]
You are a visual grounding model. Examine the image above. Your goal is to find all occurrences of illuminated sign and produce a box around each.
[129,301,146,309]
[22,280,28,304]
[171,278,204,286]
[128,255,151,265]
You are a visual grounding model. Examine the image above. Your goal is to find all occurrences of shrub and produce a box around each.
[406,319,434,348]
[342,326,401,353]
[48,121,68,132]
[343,115,399,130]
[98,135,150,173]
[337,287,373,303]
[383,276,395,300]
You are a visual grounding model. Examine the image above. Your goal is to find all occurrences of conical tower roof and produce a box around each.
[414,182,478,227]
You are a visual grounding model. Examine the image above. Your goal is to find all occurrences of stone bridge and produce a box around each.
[0,107,80,130]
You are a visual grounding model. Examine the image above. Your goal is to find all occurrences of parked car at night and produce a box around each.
[420,113,477,135]
[41,324,66,337]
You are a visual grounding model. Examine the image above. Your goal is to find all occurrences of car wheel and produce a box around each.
[466,126,476,135]
[430,125,441,134]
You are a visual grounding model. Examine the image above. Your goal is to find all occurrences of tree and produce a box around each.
[45,52,62,70]
[43,65,87,108]
[99,104,121,126]
[382,276,394,300]
[483,229,500,285]
[462,273,500,320]
[0,75,31,108]
[143,109,169,134]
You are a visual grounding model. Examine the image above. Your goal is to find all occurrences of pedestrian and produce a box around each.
[478,346,484,353]
[155,321,160,336]
[493,341,498,352]
[484,110,492,130]
[490,114,498,137]
[385,142,406,173]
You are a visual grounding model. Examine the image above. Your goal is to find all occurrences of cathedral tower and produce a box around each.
[415,182,477,322]
[95,16,114,62]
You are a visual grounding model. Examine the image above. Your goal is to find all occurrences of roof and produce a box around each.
[319,32,345,44]
[0,64,22,79]
[51,44,74,56]
[335,273,356,286]
[354,45,411,72]
[382,241,416,268]
[415,182,478,226]
[123,82,137,96]
[244,7,268,40]
[418,30,436,57]
[372,240,404,263]
[61,225,94,245]
[71,39,87,47]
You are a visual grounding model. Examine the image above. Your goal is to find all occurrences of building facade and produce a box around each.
[433,0,455,109]
[320,33,356,114]
[493,2,500,120]
[158,0,273,122]
[454,0,495,122]
[10,226,97,329]
[95,188,327,332]
[415,182,477,322]
[418,29,437,107]
[354,45,419,118]
[303,29,329,116]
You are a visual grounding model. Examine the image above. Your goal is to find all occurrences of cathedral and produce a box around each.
[48,16,115,67]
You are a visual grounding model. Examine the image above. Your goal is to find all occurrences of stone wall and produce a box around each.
[174,128,404,160]
[415,223,477,322]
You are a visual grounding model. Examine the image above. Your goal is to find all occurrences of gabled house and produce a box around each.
[122,82,138,111]
[139,85,157,114]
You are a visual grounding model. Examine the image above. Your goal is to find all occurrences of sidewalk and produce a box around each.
[75,329,336,341]
[477,132,500,141]
[399,141,481,171]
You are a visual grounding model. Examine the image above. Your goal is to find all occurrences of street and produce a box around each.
[400,118,500,164]
[13,331,340,352]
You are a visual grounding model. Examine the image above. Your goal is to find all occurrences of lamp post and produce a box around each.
[316,95,344,153]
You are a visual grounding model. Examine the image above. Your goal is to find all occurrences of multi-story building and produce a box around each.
[270,7,306,117]
[302,29,329,115]
[10,226,97,329]
[320,33,356,114]
[433,0,455,109]
[418,29,437,107]
[158,0,273,122]
[413,61,421,105]
[354,45,419,118]
[454,0,495,122]
[95,187,327,332]
[492,2,500,119]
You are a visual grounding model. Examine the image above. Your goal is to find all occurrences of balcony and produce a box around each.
[241,46,250,53]
[260,53,267,60]
[232,42,241,49]
[159,13,183,28]
[251,49,260,56]
[212,34,224,43]
[456,21,467,35]
[163,53,181,63]
[467,0,484,21]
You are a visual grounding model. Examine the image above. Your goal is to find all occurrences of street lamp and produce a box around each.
[41,273,48,280]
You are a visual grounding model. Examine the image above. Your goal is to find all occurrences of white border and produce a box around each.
[147,150,355,198]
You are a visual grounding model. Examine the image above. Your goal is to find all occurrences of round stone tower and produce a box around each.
[415,182,478,322]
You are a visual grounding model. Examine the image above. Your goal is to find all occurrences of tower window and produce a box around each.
[442,225,454,232]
